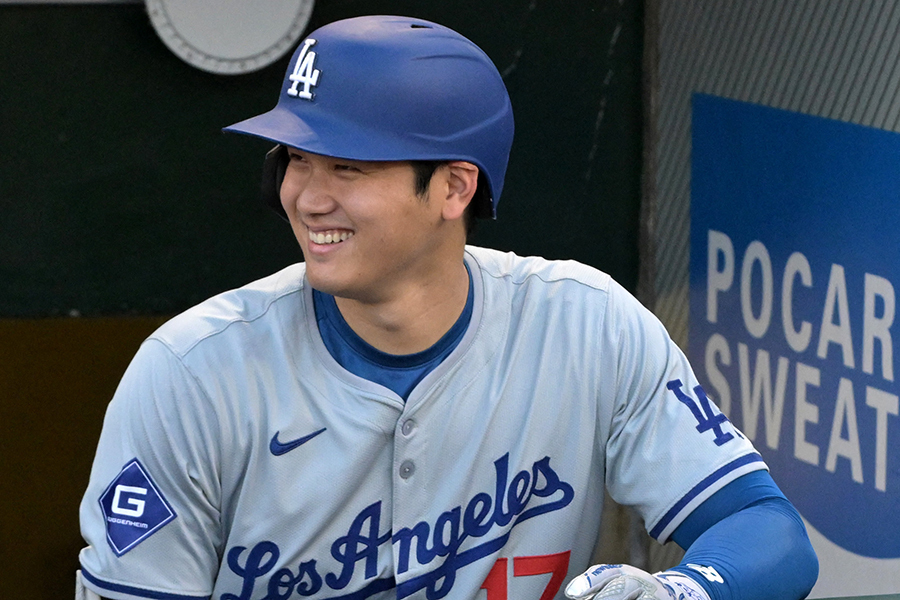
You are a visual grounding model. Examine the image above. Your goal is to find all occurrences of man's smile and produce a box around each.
[308,229,354,245]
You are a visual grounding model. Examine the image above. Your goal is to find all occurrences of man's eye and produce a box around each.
[335,164,361,173]
[288,153,306,163]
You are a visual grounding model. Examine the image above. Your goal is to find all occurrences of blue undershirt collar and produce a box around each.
[313,263,474,401]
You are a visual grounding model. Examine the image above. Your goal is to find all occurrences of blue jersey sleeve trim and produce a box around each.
[671,469,786,548]
[80,567,210,600]
[649,452,764,540]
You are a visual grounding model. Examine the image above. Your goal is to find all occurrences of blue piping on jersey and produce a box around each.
[648,452,764,541]
[80,567,210,600]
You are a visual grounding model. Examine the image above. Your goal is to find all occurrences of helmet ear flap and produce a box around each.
[261,144,290,221]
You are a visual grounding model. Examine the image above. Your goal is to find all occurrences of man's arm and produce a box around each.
[666,470,818,600]
[567,471,818,600]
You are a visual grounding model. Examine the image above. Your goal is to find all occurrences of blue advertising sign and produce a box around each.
[689,94,900,559]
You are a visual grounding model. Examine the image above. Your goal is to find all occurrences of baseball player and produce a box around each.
[76,15,818,600]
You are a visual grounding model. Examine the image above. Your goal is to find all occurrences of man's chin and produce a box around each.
[305,272,352,299]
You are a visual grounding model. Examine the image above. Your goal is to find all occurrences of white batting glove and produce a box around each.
[564,564,711,600]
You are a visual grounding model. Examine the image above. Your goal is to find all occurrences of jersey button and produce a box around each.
[401,420,416,436]
[399,460,415,479]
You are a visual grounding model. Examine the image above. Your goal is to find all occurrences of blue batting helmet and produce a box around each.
[224,15,515,219]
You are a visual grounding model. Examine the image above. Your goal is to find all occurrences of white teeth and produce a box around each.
[310,230,353,245]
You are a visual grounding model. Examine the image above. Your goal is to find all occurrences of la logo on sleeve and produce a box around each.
[99,459,176,556]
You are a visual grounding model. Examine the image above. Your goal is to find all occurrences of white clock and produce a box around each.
[145,0,315,75]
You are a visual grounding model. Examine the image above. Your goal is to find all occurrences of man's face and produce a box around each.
[280,148,454,303]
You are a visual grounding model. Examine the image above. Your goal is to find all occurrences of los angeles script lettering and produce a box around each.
[222,453,574,600]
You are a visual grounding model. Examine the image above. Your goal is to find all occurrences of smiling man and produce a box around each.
[281,149,476,354]
[76,15,818,600]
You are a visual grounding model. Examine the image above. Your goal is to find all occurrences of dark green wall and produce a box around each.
[0,2,643,599]
[1,0,643,317]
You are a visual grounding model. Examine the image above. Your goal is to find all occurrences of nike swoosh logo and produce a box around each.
[269,427,327,456]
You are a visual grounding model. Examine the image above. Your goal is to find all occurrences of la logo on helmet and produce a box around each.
[288,38,321,101]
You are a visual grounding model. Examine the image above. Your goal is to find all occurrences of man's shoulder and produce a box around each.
[149,263,308,357]
[465,245,612,292]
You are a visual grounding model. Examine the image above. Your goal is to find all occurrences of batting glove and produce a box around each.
[564,564,711,600]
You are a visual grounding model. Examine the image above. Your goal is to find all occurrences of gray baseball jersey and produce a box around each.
[79,246,765,600]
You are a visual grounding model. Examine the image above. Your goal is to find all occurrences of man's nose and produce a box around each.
[284,164,338,216]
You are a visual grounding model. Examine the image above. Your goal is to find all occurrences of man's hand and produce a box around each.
[564,564,711,600]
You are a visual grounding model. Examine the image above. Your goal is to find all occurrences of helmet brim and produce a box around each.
[225,104,471,164]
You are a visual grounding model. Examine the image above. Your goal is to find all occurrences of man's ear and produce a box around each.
[441,161,480,220]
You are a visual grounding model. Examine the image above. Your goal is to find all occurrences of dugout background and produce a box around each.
[648,1,900,597]
[0,2,646,598]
